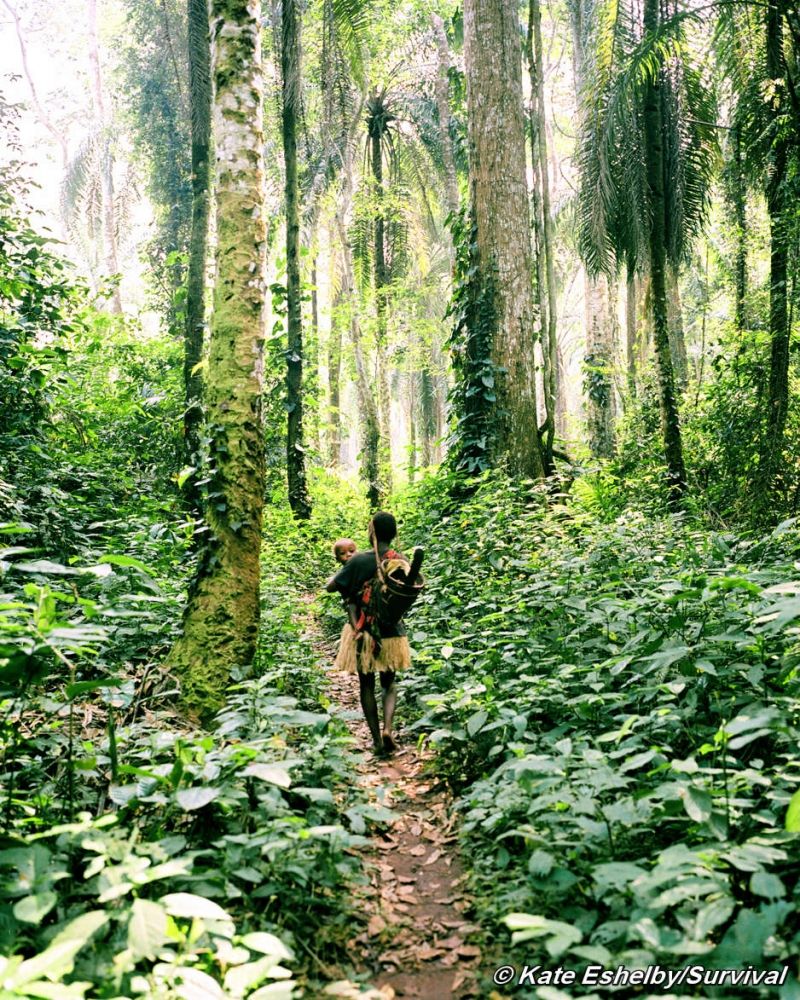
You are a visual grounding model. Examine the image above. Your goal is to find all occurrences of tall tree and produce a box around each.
[527,0,559,466]
[431,14,459,219]
[281,0,312,519]
[462,0,545,479]
[717,0,798,503]
[184,0,212,514]
[569,0,617,457]
[578,0,717,503]
[365,87,395,496]
[119,0,192,319]
[759,0,792,499]
[167,0,267,717]
[87,0,123,313]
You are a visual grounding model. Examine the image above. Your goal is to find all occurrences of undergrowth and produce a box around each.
[0,471,377,999]
[394,469,800,999]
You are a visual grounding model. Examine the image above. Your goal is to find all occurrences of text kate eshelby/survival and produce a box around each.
[498,963,790,990]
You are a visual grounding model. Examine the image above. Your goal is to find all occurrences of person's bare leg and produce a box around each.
[358,670,383,751]
[380,670,397,751]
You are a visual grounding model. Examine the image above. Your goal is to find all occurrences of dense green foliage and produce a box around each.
[393,471,800,992]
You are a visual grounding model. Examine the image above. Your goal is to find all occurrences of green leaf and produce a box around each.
[224,956,287,996]
[175,786,220,811]
[177,466,196,488]
[243,764,291,788]
[128,898,168,960]
[95,553,154,575]
[12,560,78,575]
[694,898,734,938]
[65,678,124,699]
[241,933,294,961]
[785,788,800,832]
[161,893,230,921]
[750,871,785,899]
[681,785,712,823]
[6,911,108,988]
[466,710,487,736]
[12,891,57,924]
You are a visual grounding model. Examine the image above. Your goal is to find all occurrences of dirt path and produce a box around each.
[305,604,482,999]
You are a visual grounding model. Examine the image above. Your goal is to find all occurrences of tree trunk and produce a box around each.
[369,108,393,496]
[666,264,688,390]
[420,368,436,467]
[463,0,545,480]
[327,287,343,466]
[729,123,748,330]
[167,0,268,718]
[526,0,558,466]
[184,0,212,515]
[431,14,459,218]
[643,0,686,504]
[87,0,122,313]
[584,272,618,457]
[625,269,638,394]
[407,381,417,483]
[759,0,790,501]
[282,0,311,519]
[335,205,381,508]
[570,0,617,455]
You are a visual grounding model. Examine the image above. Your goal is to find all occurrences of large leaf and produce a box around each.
[128,898,168,960]
[161,893,230,922]
[175,787,220,811]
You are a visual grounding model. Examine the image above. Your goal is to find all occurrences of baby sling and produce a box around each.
[355,542,425,660]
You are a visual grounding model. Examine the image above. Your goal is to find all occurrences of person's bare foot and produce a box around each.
[382,732,397,754]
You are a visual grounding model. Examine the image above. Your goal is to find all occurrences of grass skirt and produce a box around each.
[334,623,411,675]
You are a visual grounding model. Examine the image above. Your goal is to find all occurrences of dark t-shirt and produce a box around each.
[331,549,407,638]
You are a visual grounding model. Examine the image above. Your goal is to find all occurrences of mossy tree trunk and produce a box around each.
[184,0,212,515]
[281,0,311,519]
[463,0,545,479]
[167,0,268,720]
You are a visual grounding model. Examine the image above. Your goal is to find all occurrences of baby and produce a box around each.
[332,537,357,566]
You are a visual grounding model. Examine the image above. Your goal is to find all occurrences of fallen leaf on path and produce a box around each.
[417,944,445,961]
[437,935,464,949]
[368,914,386,937]
[409,844,426,856]
[457,944,481,959]
[424,849,442,865]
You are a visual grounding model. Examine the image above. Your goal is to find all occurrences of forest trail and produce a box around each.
[300,596,483,999]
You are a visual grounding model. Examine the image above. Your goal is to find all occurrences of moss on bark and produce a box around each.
[167,0,267,721]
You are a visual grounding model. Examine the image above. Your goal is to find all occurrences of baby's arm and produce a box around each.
[346,599,361,632]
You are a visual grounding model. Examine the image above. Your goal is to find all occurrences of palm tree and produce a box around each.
[577,0,717,504]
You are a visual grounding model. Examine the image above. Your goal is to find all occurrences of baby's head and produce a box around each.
[332,538,357,565]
